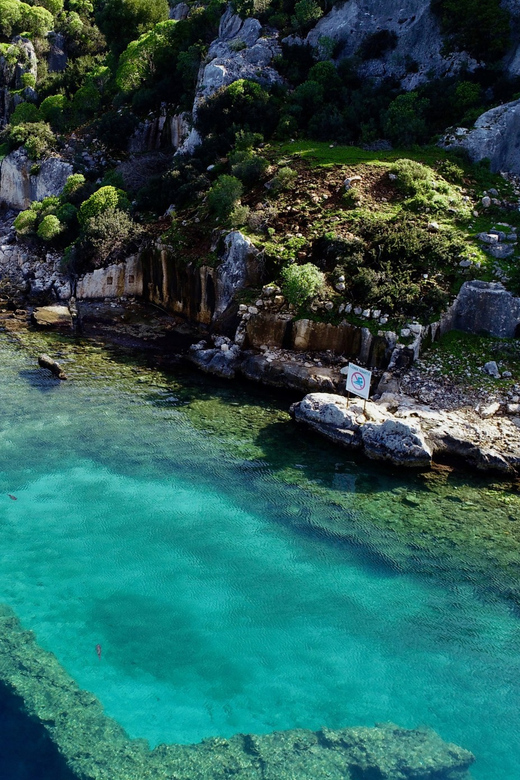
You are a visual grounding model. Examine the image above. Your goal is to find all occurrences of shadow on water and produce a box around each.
[18,369,63,393]
[0,683,77,780]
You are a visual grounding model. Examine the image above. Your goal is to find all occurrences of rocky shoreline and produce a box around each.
[1,296,519,476]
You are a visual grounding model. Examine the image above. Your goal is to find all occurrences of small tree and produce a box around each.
[281,263,324,308]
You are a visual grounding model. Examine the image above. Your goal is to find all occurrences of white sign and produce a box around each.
[345,362,372,400]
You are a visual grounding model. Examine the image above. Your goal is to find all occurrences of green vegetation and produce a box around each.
[281,262,324,307]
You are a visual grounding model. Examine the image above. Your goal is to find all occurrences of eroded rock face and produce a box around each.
[0,38,38,126]
[177,6,282,155]
[0,150,73,210]
[215,231,262,319]
[441,99,520,173]
[305,0,474,89]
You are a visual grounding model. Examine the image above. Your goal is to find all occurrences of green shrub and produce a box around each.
[82,208,142,264]
[431,0,511,62]
[384,92,430,147]
[230,150,268,185]
[22,72,36,88]
[8,121,56,159]
[10,102,41,127]
[14,209,38,235]
[390,158,468,215]
[37,214,63,241]
[56,202,78,226]
[269,166,297,192]
[207,175,243,221]
[79,185,130,225]
[40,94,69,129]
[292,0,323,30]
[20,4,54,36]
[96,0,170,54]
[0,0,22,37]
[281,262,324,307]
[63,173,86,198]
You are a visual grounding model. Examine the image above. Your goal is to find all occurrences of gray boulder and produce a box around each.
[0,38,38,126]
[0,150,73,209]
[441,98,520,174]
[445,280,520,338]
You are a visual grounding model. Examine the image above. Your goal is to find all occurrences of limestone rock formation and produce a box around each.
[215,231,262,319]
[0,38,38,127]
[0,149,73,210]
[178,5,282,154]
[441,280,520,338]
[305,0,474,89]
[441,99,520,173]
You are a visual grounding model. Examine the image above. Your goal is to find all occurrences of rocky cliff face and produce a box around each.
[178,6,282,154]
[305,0,475,89]
[0,38,38,127]
[0,150,73,210]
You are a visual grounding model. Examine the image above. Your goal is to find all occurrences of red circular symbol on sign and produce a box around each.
[351,372,366,390]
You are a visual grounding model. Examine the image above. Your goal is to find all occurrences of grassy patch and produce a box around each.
[420,330,520,388]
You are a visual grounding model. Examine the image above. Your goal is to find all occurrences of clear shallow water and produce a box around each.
[1,332,520,779]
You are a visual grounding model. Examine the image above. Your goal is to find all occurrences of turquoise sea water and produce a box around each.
[1,331,520,779]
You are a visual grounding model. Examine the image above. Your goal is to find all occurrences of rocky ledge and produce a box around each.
[291,392,520,473]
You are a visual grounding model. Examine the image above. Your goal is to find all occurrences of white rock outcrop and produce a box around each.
[441,99,520,174]
[76,256,143,299]
[214,230,262,318]
[291,392,520,473]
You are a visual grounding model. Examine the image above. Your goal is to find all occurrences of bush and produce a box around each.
[269,166,297,192]
[82,208,142,264]
[14,209,38,235]
[40,94,69,129]
[78,186,130,225]
[281,262,324,307]
[37,214,63,241]
[62,173,87,201]
[10,102,41,127]
[384,92,430,146]
[96,0,170,54]
[8,121,56,159]
[292,0,323,30]
[390,158,468,215]
[207,175,243,221]
[431,0,511,62]
[230,150,268,185]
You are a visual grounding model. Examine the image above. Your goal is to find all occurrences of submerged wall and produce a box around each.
[0,604,474,780]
